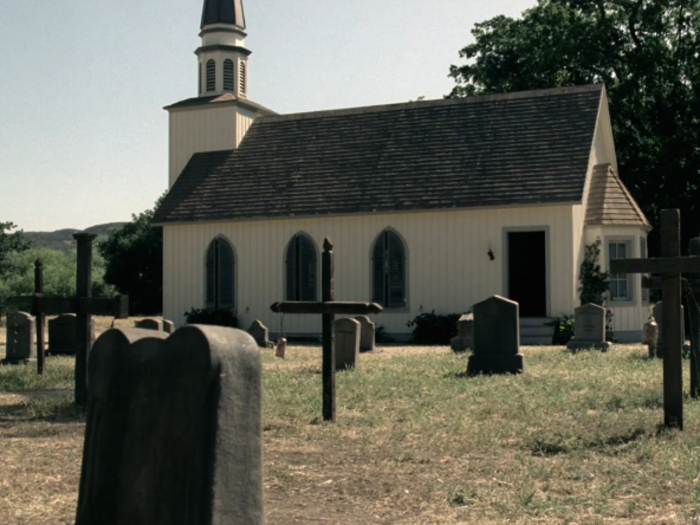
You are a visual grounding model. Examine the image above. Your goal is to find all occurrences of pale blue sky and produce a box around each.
[0,0,537,232]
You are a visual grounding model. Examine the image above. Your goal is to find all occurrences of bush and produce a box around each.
[375,324,395,344]
[550,315,576,345]
[184,308,238,328]
[406,310,462,345]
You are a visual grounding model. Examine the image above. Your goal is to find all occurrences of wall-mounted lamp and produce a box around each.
[487,249,495,261]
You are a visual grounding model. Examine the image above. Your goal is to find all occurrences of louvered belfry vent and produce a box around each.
[223,59,234,92]
[286,234,317,301]
[206,238,235,309]
[206,59,216,92]
[372,230,406,308]
[239,61,247,97]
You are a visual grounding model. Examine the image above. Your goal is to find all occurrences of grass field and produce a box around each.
[2,333,700,524]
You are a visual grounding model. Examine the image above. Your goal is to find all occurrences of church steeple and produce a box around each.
[201,0,246,30]
[196,0,250,98]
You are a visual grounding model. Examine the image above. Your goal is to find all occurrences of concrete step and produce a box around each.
[520,317,556,346]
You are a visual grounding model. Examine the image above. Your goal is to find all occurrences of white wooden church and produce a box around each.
[153,0,651,343]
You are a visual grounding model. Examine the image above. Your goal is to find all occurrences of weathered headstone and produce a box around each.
[652,301,690,358]
[335,318,360,370]
[247,319,271,348]
[163,319,175,334]
[450,313,474,353]
[467,295,525,375]
[354,315,376,352]
[567,303,611,352]
[2,312,36,364]
[75,325,263,525]
[135,318,164,331]
[48,314,95,356]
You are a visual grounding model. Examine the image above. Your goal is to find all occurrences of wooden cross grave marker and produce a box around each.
[10,233,128,406]
[611,209,700,429]
[270,238,382,422]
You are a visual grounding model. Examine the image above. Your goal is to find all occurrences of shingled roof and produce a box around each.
[585,163,650,227]
[154,84,605,225]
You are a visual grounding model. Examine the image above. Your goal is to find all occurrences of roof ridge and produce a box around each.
[259,84,605,123]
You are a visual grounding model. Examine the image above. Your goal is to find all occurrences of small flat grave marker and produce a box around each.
[247,319,272,348]
[567,303,611,352]
[134,318,164,331]
[467,295,525,375]
[354,315,376,352]
[335,318,360,370]
[75,325,263,525]
[450,313,474,353]
[3,312,36,364]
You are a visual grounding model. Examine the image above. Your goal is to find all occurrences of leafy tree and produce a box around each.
[98,195,165,315]
[0,247,116,312]
[0,221,30,279]
[449,0,700,254]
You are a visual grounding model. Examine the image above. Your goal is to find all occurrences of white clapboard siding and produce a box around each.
[168,105,256,187]
[163,204,579,335]
[584,225,649,339]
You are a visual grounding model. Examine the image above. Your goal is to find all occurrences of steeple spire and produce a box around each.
[201,0,246,30]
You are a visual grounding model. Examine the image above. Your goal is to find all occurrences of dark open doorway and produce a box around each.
[507,231,547,317]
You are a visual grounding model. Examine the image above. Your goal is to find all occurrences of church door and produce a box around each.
[507,231,547,317]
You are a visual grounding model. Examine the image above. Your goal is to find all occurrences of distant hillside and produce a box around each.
[24,222,126,254]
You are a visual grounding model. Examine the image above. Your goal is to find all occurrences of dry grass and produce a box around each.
[2,332,700,524]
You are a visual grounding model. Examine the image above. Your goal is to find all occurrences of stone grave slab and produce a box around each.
[653,301,691,358]
[450,313,474,353]
[3,312,36,364]
[354,315,376,352]
[335,318,360,370]
[75,325,263,525]
[567,303,611,352]
[163,319,175,334]
[134,318,164,331]
[247,320,272,348]
[48,314,95,356]
[467,295,525,375]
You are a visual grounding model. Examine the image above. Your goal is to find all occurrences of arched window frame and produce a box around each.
[205,236,236,310]
[206,59,216,92]
[285,233,318,301]
[223,59,234,92]
[371,229,407,308]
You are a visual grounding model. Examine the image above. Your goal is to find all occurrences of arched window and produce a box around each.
[223,59,234,92]
[206,237,235,309]
[239,60,247,97]
[285,234,317,301]
[372,230,406,308]
[206,59,216,92]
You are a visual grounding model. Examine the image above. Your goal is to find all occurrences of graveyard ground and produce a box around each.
[2,323,700,524]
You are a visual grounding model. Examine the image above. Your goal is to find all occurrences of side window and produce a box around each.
[609,241,632,301]
[206,238,235,309]
[372,230,406,308]
[206,59,216,92]
[286,234,317,301]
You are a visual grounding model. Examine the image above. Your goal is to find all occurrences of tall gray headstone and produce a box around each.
[567,303,611,352]
[450,313,474,353]
[247,320,271,348]
[653,301,690,358]
[75,325,263,525]
[335,318,360,370]
[354,315,376,352]
[48,314,95,355]
[466,295,525,375]
[134,318,164,331]
[3,312,36,364]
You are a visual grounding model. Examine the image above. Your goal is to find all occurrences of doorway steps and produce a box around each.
[520,317,556,345]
